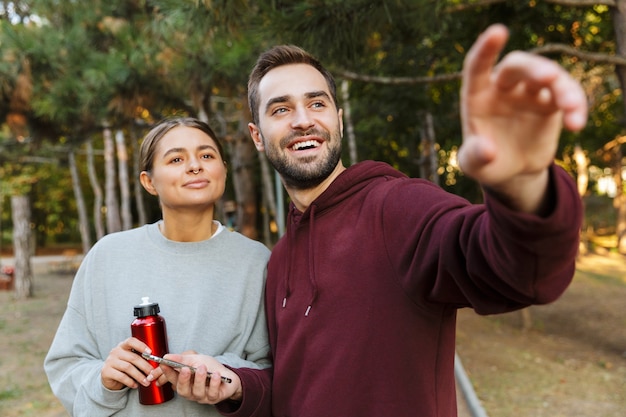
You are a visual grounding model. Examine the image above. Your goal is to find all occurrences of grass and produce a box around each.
[456,252,626,417]
[0,272,70,417]
[1,252,625,417]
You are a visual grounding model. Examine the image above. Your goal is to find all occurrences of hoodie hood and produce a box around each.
[292,160,405,222]
[282,160,406,316]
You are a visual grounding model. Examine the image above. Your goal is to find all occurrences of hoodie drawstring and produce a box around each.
[282,217,295,309]
[304,204,319,316]
[282,203,319,316]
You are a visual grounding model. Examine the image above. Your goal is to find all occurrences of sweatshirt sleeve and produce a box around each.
[215,367,273,417]
[383,164,582,314]
[215,245,273,416]
[215,264,272,371]
[43,255,129,416]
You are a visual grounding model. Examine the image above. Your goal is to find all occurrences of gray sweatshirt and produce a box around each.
[44,222,271,416]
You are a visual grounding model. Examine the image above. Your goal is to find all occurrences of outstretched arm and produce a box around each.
[458,24,588,214]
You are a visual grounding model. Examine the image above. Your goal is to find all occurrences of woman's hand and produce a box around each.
[101,337,153,390]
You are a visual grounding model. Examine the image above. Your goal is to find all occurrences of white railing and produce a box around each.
[455,353,489,417]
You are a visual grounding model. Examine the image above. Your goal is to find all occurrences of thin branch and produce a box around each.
[337,43,625,86]
[544,0,615,6]
[446,0,616,13]
[445,0,507,13]
[530,43,626,65]
[336,70,461,85]
[19,156,59,164]
[337,0,625,86]
[598,135,626,154]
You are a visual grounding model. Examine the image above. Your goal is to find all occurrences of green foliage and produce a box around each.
[0,0,623,245]
[258,0,441,67]
[150,0,261,95]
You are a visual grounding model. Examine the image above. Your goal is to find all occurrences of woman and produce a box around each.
[44,117,271,416]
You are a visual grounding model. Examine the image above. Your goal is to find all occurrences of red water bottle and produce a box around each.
[131,297,175,405]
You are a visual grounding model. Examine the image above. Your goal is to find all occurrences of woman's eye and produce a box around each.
[202,154,214,159]
[170,157,182,163]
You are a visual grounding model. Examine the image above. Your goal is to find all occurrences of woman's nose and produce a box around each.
[188,157,202,173]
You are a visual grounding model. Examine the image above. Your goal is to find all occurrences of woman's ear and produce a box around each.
[139,171,158,196]
[248,123,265,151]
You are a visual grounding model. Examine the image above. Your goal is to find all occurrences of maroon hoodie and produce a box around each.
[220,160,582,417]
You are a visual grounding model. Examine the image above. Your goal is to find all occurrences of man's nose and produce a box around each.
[291,106,314,130]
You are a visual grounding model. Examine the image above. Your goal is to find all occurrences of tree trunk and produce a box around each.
[86,139,105,240]
[258,152,280,244]
[574,145,589,196]
[115,129,132,230]
[229,105,260,240]
[418,111,440,185]
[103,123,121,234]
[611,146,626,253]
[611,1,626,254]
[131,126,147,226]
[69,150,92,254]
[340,79,358,166]
[261,184,271,246]
[573,144,589,256]
[0,188,3,258]
[11,194,33,299]
[520,308,533,332]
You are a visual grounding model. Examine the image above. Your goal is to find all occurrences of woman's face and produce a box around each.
[140,126,227,212]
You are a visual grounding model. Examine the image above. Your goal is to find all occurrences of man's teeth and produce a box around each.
[293,140,320,150]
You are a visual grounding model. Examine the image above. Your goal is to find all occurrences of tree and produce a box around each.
[258,0,626,246]
[102,124,121,233]
[86,139,106,240]
[610,0,626,253]
[148,0,276,240]
[11,194,32,299]
[2,0,626,258]
[68,150,92,254]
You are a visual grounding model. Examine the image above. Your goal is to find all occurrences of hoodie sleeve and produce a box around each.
[382,163,582,314]
[215,367,273,417]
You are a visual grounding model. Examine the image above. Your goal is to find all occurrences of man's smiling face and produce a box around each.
[249,63,344,190]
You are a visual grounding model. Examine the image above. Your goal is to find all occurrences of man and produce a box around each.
[162,24,588,417]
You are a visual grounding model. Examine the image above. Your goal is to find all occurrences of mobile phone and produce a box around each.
[141,352,232,383]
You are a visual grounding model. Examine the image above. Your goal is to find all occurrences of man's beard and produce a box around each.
[263,129,342,190]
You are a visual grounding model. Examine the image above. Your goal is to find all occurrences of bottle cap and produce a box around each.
[133,296,160,317]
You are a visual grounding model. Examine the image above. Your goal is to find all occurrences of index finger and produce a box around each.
[463,24,510,94]
[126,337,151,355]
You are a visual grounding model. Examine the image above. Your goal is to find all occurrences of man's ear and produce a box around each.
[139,171,158,196]
[338,108,344,139]
[248,123,265,151]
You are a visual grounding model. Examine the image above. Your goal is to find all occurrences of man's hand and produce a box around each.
[458,24,588,212]
[151,353,242,405]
